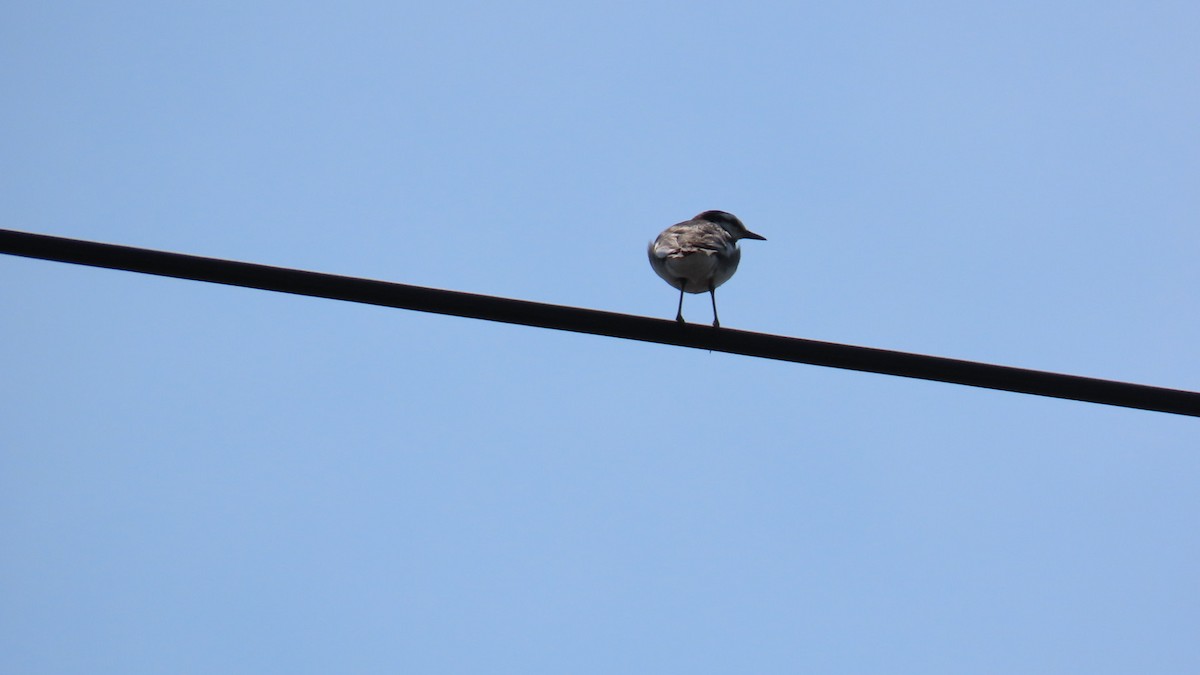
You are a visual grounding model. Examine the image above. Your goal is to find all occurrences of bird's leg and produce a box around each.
[709,283,720,328]
[675,282,686,324]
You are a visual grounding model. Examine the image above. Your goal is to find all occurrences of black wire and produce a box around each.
[3,227,1198,417]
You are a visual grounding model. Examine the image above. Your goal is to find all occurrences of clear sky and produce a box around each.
[3,1,1198,673]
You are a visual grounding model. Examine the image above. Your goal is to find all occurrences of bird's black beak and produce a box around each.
[742,230,766,241]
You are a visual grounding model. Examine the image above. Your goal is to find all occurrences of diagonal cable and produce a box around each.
[2,228,1197,417]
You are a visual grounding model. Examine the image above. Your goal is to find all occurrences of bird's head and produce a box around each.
[695,210,766,242]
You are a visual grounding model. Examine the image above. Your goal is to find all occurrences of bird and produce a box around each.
[648,210,765,327]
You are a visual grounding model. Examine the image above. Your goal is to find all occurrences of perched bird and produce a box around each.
[648,210,765,327]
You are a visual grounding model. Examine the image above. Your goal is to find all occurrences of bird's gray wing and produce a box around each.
[651,222,729,258]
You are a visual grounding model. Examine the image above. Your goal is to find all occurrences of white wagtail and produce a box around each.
[648,210,765,327]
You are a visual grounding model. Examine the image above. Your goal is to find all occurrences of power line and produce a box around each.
[2,227,1198,418]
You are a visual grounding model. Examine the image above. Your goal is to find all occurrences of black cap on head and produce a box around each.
[695,210,765,241]
[695,210,742,227]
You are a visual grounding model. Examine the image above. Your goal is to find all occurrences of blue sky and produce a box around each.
[3,2,1198,672]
